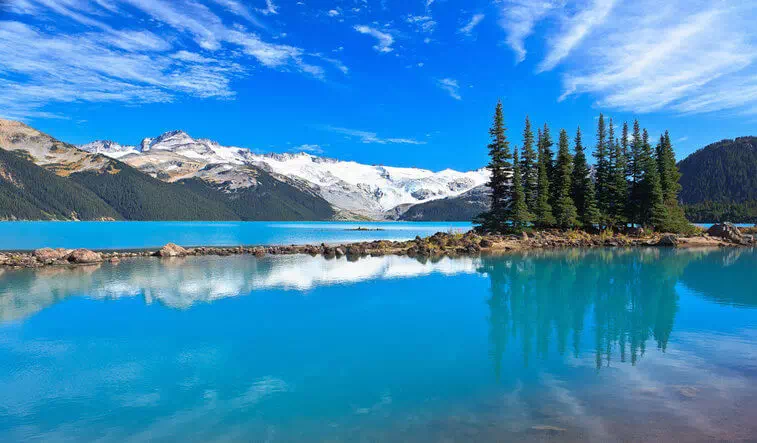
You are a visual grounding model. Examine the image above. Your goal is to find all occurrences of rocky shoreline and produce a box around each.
[0,223,753,269]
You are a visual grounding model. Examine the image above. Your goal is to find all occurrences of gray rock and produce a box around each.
[657,234,678,247]
[67,249,102,264]
[156,243,188,257]
[33,247,70,262]
[706,222,746,244]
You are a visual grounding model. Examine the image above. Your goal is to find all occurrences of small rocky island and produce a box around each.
[0,223,753,269]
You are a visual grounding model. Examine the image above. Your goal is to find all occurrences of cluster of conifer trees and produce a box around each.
[476,101,693,234]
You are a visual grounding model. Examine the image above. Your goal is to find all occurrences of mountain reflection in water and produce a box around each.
[1,248,757,442]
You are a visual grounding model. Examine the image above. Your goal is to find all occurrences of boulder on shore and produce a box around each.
[156,243,188,257]
[706,222,746,244]
[657,234,678,247]
[33,247,70,262]
[67,249,102,264]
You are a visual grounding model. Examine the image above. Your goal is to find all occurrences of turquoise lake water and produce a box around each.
[0,221,473,251]
[1,247,756,441]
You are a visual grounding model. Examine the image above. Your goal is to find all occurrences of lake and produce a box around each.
[1,247,756,441]
[0,221,473,251]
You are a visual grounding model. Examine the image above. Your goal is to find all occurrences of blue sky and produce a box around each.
[1,0,756,171]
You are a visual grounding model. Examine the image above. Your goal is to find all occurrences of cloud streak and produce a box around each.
[354,25,394,53]
[459,13,485,36]
[437,78,462,100]
[537,0,616,72]
[497,0,557,63]
[325,126,426,145]
[558,1,757,114]
[0,0,346,120]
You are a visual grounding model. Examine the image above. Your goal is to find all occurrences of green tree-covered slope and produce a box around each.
[180,171,335,221]
[0,149,121,220]
[69,160,241,221]
[678,137,757,204]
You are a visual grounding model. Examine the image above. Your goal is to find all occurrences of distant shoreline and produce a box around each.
[0,228,752,269]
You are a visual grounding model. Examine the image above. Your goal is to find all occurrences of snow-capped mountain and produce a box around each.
[79,130,489,219]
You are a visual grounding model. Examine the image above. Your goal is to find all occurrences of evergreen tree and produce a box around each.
[508,148,534,231]
[657,131,681,202]
[608,128,629,228]
[542,123,555,182]
[520,116,538,213]
[628,120,644,225]
[639,129,666,228]
[475,101,512,233]
[571,127,600,228]
[534,133,556,228]
[553,129,579,228]
[655,132,691,233]
[593,113,610,225]
[622,121,631,181]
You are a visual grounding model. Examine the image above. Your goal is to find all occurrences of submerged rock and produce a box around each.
[67,249,102,264]
[156,243,188,257]
[707,222,746,244]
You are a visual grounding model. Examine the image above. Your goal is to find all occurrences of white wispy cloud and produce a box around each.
[496,0,558,63]
[325,126,426,145]
[353,25,394,53]
[259,0,277,15]
[537,0,616,72]
[493,0,757,114]
[407,15,436,34]
[290,144,324,154]
[210,0,266,28]
[437,78,462,100]
[558,0,757,114]
[0,0,347,119]
[459,13,485,36]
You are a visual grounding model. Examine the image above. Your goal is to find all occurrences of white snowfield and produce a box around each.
[80,130,488,217]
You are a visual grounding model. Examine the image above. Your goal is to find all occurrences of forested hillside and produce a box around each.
[678,137,757,222]
[179,172,335,221]
[70,160,241,221]
[678,137,757,204]
[0,149,121,220]
[399,186,490,221]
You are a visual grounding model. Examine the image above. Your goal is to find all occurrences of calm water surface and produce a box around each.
[0,221,473,251]
[1,248,756,441]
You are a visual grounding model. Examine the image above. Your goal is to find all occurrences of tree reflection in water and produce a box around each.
[480,248,711,376]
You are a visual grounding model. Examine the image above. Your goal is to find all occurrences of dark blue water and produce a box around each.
[0,221,472,251]
[1,248,756,441]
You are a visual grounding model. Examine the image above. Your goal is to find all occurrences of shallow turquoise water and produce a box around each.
[1,248,756,441]
[0,221,472,251]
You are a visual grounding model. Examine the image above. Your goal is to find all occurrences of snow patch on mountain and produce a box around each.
[79,130,488,218]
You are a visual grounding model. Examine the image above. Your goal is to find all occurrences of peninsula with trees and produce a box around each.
[476,101,695,236]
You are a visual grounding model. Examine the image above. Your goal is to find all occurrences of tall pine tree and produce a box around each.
[520,116,538,213]
[655,131,691,233]
[571,127,600,229]
[475,101,512,234]
[553,129,579,229]
[608,124,629,228]
[542,123,555,183]
[628,120,644,225]
[534,132,556,228]
[508,148,534,231]
[593,113,610,226]
[639,129,666,228]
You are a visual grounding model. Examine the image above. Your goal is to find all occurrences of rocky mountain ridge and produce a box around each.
[79,130,488,219]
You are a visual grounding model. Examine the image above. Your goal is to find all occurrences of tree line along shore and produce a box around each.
[475,101,694,236]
